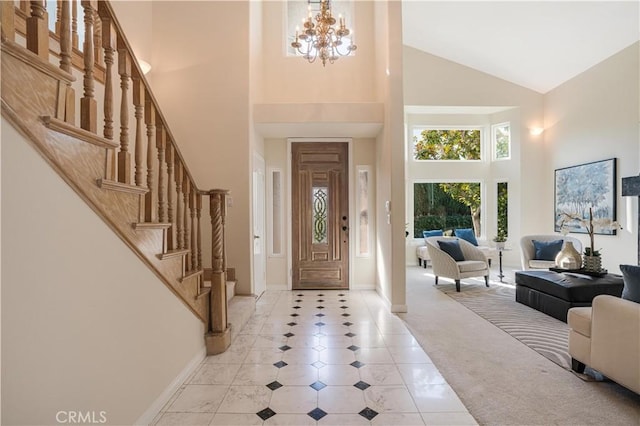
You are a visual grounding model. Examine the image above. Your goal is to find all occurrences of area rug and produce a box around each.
[437,282,574,369]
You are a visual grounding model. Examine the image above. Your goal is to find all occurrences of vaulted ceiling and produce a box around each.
[402,1,639,94]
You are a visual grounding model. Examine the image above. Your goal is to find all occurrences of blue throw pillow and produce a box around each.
[619,264,640,303]
[423,230,444,238]
[438,240,465,262]
[454,228,478,246]
[532,239,563,261]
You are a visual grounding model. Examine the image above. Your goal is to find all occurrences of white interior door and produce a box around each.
[253,153,266,296]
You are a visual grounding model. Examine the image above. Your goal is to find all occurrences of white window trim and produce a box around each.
[410,125,486,163]
[355,165,372,258]
[491,122,511,161]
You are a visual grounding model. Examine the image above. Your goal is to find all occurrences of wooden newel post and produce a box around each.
[205,189,231,355]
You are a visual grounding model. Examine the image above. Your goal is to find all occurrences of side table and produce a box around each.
[497,247,511,282]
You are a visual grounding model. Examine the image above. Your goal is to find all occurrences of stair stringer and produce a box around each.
[1,39,208,323]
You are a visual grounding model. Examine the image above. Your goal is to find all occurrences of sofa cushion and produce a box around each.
[619,264,640,303]
[438,240,465,261]
[568,307,592,337]
[454,228,478,246]
[532,239,563,261]
[423,229,443,243]
[457,260,486,273]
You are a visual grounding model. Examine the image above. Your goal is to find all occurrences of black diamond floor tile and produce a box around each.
[316,313,325,317]
[312,361,326,369]
[297,294,304,296]
[315,322,325,327]
[350,360,365,368]
[338,293,345,296]
[353,380,371,390]
[266,381,283,391]
[293,306,301,309]
[307,407,328,421]
[283,332,294,338]
[256,408,276,421]
[317,299,324,302]
[295,299,303,302]
[290,313,299,317]
[287,322,297,326]
[347,345,360,351]
[339,299,347,302]
[345,332,356,337]
[342,313,351,317]
[273,361,288,369]
[279,345,292,351]
[340,305,348,309]
[343,322,353,326]
[309,381,327,391]
[317,306,325,309]
[359,407,378,420]
[317,293,324,296]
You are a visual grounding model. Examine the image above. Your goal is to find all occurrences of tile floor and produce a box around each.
[152,290,477,425]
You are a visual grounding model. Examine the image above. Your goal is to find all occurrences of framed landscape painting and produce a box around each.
[554,158,617,235]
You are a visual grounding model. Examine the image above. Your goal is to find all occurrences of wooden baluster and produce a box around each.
[59,0,72,73]
[80,0,97,133]
[55,0,61,34]
[71,0,78,49]
[144,97,156,222]
[166,143,175,249]
[132,69,145,187]
[100,13,116,178]
[93,8,103,65]
[1,1,16,42]
[174,160,184,250]
[117,45,131,183]
[26,1,49,60]
[206,189,231,353]
[156,120,167,223]
[196,193,202,269]
[183,177,191,268]
[190,188,198,271]
[20,1,29,13]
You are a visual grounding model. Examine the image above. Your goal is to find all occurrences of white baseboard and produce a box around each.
[135,346,206,426]
[391,304,408,313]
[268,284,288,291]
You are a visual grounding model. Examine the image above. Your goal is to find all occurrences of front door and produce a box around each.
[292,142,349,290]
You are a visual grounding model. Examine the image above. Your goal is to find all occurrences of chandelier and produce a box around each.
[291,0,357,66]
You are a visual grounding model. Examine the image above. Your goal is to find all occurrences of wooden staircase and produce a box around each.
[1,0,248,354]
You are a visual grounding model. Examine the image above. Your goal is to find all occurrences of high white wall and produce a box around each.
[149,1,253,294]
[1,121,205,425]
[403,46,545,267]
[544,42,640,272]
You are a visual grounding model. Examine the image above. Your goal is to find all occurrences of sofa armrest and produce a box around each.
[590,295,640,394]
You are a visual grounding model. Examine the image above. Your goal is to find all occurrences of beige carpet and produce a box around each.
[400,266,640,426]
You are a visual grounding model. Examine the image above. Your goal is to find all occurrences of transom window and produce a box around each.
[412,127,482,161]
[492,123,511,160]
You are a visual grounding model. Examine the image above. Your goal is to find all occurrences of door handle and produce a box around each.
[254,235,260,239]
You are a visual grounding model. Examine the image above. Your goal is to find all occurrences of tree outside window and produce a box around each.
[413,129,481,161]
[492,123,510,160]
[497,182,508,238]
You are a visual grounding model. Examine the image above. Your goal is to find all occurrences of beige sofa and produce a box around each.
[520,234,582,270]
[568,295,640,394]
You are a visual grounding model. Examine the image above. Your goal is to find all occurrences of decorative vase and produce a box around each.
[555,241,582,269]
[582,254,602,272]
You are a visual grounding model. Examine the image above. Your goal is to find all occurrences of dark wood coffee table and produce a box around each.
[514,270,624,322]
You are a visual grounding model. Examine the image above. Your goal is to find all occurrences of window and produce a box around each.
[413,182,482,238]
[496,181,508,237]
[287,0,355,57]
[356,166,371,257]
[268,169,284,256]
[412,128,482,161]
[492,123,511,160]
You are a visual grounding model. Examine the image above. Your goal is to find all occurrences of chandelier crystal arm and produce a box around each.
[291,0,357,66]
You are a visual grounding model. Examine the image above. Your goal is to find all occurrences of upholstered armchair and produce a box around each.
[425,236,490,292]
[520,235,582,270]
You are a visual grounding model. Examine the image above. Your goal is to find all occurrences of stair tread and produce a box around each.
[97,178,149,195]
[157,249,190,260]
[42,116,118,149]
[132,222,172,230]
[181,269,204,283]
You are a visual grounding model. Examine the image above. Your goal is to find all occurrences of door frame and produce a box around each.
[252,151,266,297]
[287,138,354,290]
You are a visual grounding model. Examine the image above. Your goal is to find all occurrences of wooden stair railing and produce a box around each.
[1,0,232,355]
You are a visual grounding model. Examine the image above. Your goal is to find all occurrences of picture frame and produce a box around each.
[554,158,617,235]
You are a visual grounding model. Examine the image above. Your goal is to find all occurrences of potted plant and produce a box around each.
[493,230,507,249]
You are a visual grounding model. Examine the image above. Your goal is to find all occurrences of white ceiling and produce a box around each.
[402,1,640,94]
